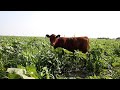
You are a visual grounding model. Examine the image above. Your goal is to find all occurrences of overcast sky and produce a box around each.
[0,11,120,38]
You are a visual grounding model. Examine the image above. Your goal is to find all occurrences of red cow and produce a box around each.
[46,34,90,53]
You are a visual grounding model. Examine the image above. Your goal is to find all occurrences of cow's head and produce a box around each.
[46,34,60,46]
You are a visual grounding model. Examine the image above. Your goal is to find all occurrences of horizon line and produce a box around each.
[0,34,118,39]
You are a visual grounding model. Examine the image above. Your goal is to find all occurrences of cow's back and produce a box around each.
[53,36,89,53]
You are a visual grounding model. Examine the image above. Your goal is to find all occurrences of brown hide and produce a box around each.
[46,34,89,53]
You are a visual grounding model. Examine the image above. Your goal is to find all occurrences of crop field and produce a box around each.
[0,36,120,79]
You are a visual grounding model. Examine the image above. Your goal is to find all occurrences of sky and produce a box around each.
[0,11,120,38]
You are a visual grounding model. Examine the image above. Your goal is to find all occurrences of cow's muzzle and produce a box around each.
[51,43,55,46]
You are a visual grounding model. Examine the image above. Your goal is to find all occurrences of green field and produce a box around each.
[0,36,120,79]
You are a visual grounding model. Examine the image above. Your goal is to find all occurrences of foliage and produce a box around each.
[0,36,120,79]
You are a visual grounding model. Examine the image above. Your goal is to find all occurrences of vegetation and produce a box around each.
[97,37,110,40]
[0,36,120,79]
[116,37,120,40]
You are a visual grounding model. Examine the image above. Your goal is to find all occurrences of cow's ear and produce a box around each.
[46,34,50,38]
[56,35,60,38]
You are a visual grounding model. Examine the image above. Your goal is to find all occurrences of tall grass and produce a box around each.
[0,36,120,79]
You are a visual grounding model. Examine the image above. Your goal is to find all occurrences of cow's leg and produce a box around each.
[82,50,87,53]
